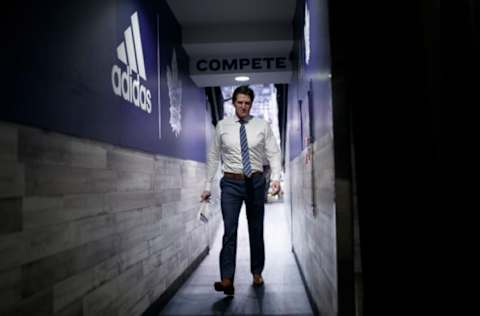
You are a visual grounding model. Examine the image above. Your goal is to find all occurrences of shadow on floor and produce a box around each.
[155,203,314,316]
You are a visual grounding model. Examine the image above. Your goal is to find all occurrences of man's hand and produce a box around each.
[200,190,211,202]
[270,180,281,196]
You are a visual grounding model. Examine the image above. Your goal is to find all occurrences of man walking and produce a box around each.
[200,86,281,295]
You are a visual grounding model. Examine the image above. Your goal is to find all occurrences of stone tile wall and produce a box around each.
[0,121,221,316]
[287,133,337,316]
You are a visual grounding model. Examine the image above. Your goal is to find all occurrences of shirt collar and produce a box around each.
[235,114,253,123]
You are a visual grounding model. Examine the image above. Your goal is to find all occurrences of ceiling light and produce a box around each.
[235,76,250,82]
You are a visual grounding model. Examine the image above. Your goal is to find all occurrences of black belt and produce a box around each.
[224,171,262,180]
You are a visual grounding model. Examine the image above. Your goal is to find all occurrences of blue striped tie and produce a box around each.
[239,119,253,177]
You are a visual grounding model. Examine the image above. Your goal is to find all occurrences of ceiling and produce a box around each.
[165,0,296,26]
[166,0,297,87]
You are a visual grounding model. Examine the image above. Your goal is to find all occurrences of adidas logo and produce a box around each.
[111,12,152,114]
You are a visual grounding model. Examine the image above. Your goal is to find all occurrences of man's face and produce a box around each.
[233,93,252,119]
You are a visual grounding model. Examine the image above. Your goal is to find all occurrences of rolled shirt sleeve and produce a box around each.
[204,122,222,191]
[264,123,281,181]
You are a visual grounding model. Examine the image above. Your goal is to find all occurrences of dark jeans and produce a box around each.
[219,173,266,280]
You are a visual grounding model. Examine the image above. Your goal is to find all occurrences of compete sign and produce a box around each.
[191,56,292,74]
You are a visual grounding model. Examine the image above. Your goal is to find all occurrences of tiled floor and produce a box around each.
[158,202,314,316]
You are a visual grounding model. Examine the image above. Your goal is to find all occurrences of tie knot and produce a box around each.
[239,119,246,125]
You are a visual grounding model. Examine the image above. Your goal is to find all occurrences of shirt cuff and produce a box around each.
[270,172,280,182]
[204,181,212,192]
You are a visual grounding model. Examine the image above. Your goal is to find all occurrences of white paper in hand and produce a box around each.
[198,201,209,223]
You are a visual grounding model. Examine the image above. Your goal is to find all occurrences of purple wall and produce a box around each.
[1,0,207,162]
[288,0,333,160]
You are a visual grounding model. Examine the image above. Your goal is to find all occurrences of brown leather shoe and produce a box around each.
[252,274,264,287]
[214,278,234,295]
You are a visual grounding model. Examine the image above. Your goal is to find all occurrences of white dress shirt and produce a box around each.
[205,114,281,191]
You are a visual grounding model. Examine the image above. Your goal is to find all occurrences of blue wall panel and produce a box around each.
[288,0,333,161]
[1,0,206,162]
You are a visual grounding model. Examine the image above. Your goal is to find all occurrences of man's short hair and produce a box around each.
[232,86,255,103]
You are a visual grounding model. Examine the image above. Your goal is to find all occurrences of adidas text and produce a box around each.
[112,65,152,114]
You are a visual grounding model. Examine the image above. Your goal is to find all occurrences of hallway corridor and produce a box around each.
[157,202,314,316]
[1,1,355,315]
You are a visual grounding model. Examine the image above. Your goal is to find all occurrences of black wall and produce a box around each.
[328,0,447,314]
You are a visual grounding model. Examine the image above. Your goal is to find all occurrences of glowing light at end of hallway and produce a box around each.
[304,2,311,65]
[235,76,250,82]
